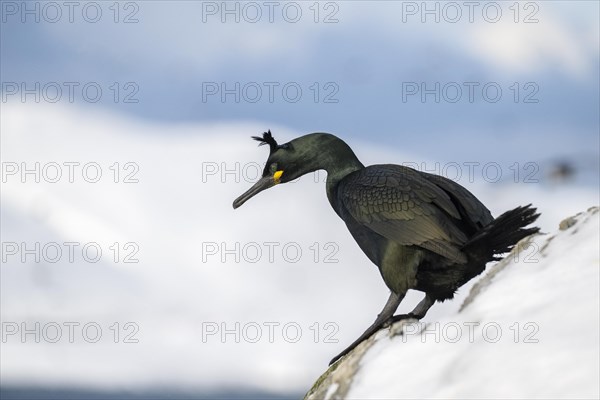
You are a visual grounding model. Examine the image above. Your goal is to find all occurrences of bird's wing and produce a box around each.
[338,165,471,263]
[422,172,494,228]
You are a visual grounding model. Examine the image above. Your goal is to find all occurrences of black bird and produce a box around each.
[233,131,540,365]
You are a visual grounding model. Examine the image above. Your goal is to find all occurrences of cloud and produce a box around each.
[463,10,597,78]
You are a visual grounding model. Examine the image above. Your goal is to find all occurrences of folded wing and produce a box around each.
[338,165,493,264]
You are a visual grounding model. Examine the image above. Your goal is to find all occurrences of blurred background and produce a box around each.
[1,1,598,399]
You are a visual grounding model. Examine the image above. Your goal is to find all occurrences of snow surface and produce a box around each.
[347,208,600,399]
[1,102,598,394]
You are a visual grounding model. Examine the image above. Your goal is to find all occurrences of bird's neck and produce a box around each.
[311,135,364,206]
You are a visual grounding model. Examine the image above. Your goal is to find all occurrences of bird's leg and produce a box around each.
[390,294,435,322]
[329,291,404,366]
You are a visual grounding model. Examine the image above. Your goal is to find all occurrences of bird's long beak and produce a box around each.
[232,176,277,209]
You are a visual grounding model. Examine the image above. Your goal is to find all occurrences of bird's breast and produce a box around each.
[343,215,422,294]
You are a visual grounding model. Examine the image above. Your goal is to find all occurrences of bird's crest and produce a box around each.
[252,130,279,154]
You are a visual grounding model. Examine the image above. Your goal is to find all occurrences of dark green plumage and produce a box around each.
[233,131,540,365]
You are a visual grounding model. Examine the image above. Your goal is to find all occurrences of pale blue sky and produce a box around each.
[2,1,598,161]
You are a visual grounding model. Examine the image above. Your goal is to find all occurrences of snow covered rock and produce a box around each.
[305,207,600,400]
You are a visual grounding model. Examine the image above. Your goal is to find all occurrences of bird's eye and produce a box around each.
[269,163,278,174]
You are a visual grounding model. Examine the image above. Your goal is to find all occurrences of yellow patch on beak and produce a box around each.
[273,170,284,184]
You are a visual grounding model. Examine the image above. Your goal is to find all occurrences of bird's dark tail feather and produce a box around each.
[418,204,540,301]
[464,204,540,263]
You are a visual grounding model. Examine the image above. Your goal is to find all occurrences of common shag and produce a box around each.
[233,131,540,365]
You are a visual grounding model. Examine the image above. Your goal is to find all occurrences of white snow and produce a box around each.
[348,208,600,399]
[1,102,598,394]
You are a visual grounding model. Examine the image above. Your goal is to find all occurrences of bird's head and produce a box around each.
[232,130,323,209]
